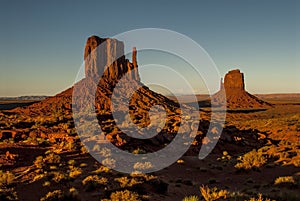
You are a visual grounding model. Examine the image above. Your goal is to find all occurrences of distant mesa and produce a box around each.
[212,69,272,109]
[223,69,245,91]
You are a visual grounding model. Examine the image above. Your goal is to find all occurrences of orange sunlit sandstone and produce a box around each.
[212,69,272,109]
[0,35,299,201]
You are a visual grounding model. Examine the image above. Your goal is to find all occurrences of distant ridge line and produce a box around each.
[0,96,48,101]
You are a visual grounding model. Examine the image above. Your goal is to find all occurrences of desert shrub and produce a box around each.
[182,195,200,201]
[0,171,15,186]
[132,148,146,154]
[31,174,45,183]
[67,160,76,166]
[40,188,80,201]
[235,150,267,170]
[217,151,232,162]
[101,158,116,169]
[49,166,57,170]
[34,156,45,169]
[245,194,272,201]
[133,162,153,171]
[40,190,63,201]
[177,159,184,164]
[62,142,76,151]
[80,146,88,154]
[34,152,61,169]
[43,181,51,187]
[50,172,67,183]
[93,166,111,174]
[79,163,87,167]
[114,176,142,188]
[110,190,140,201]
[69,167,82,179]
[37,138,49,146]
[200,185,228,201]
[44,152,61,164]
[98,147,112,157]
[82,175,108,191]
[129,173,157,181]
[274,176,295,185]
[0,188,18,201]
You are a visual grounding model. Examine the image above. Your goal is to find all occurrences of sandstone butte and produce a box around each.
[17,35,180,114]
[11,36,182,146]
[212,69,272,109]
[6,36,272,148]
[12,36,271,114]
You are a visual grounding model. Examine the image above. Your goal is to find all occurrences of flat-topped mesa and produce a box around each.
[84,35,139,81]
[223,69,245,91]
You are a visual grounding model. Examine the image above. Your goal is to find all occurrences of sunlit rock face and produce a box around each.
[224,69,245,91]
[212,69,272,109]
[84,35,139,82]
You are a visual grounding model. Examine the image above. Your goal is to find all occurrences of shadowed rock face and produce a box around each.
[17,35,182,147]
[212,69,272,109]
[84,35,139,82]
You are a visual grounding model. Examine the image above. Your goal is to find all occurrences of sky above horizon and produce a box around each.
[0,0,299,96]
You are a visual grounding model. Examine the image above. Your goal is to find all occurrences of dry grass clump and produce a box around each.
[34,151,61,169]
[31,174,45,183]
[101,158,116,169]
[182,195,200,201]
[235,149,267,170]
[50,171,67,183]
[133,161,153,171]
[82,175,108,191]
[261,141,300,167]
[40,188,80,201]
[114,176,142,188]
[109,190,140,201]
[0,171,15,187]
[92,165,111,174]
[43,151,61,164]
[199,185,228,201]
[68,167,82,179]
[245,193,273,201]
[274,176,295,185]
[129,173,157,181]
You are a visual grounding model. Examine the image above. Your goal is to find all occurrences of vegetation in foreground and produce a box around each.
[0,100,299,200]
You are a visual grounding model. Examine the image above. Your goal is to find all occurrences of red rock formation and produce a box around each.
[16,35,181,147]
[224,69,244,90]
[84,36,139,82]
[212,69,272,109]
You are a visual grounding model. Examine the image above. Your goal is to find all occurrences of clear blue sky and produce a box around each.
[0,0,299,96]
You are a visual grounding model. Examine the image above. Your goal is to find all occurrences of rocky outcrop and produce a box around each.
[18,35,182,148]
[224,69,245,91]
[84,35,139,82]
[81,36,181,143]
[212,69,272,109]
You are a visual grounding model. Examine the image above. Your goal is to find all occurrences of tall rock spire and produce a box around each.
[132,47,139,81]
[132,47,137,68]
[220,78,224,90]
